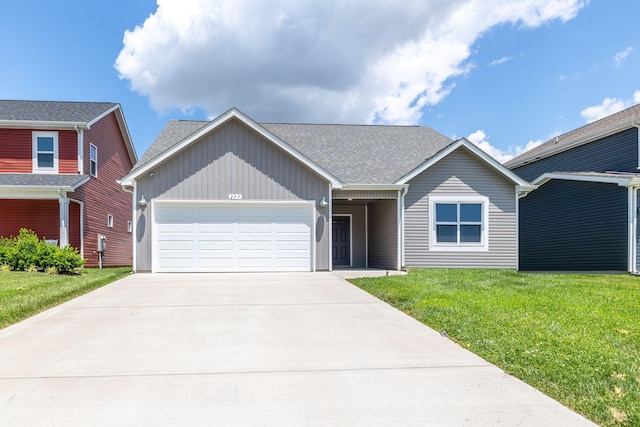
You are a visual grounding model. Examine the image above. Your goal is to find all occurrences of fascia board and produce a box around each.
[532,172,634,187]
[338,184,408,191]
[0,185,74,192]
[395,138,531,187]
[87,104,120,128]
[0,120,88,130]
[120,108,344,188]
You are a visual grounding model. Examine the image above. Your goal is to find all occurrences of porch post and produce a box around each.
[59,193,69,247]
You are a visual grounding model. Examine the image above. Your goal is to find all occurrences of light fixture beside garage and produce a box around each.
[319,196,328,208]
[138,195,148,208]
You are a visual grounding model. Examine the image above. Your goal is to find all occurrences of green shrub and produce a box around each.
[0,229,84,274]
[51,245,85,274]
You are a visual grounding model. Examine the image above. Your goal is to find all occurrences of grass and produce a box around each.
[0,267,131,329]
[350,269,640,427]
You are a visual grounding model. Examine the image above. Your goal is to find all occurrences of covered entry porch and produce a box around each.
[331,187,406,271]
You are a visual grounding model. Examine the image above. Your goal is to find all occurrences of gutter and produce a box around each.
[0,120,89,130]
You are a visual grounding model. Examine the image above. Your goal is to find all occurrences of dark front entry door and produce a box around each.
[332,216,351,266]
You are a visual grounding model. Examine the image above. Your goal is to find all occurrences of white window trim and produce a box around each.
[32,131,59,174]
[429,195,489,252]
[90,144,98,177]
[107,214,114,228]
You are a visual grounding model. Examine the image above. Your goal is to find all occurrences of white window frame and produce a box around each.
[107,214,114,228]
[90,144,98,177]
[32,131,59,174]
[429,195,489,252]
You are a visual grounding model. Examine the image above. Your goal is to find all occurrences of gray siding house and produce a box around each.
[120,108,532,273]
[506,103,640,272]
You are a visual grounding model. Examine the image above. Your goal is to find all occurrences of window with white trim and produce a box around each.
[107,214,114,228]
[429,196,488,251]
[90,144,98,177]
[32,131,59,173]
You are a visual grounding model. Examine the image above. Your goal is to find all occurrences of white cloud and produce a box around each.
[489,55,513,66]
[614,47,633,66]
[467,129,544,163]
[115,0,587,124]
[580,90,640,123]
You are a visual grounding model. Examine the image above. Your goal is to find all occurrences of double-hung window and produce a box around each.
[429,196,488,251]
[90,144,98,177]
[32,131,59,173]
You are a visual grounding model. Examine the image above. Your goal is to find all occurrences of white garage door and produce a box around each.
[154,202,313,272]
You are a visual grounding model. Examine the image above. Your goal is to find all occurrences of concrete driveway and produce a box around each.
[0,272,594,426]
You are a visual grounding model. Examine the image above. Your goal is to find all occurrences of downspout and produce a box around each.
[328,182,333,272]
[396,186,409,270]
[634,123,640,170]
[400,185,408,269]
[628,186,638,273]
[75,125,84,175]
[58,190,69,247]
[131,181,137,273]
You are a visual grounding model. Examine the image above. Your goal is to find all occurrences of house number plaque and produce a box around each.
[228,194,243,200]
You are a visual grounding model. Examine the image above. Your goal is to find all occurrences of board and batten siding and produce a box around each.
[134,118,330,271]
[404,146,518,268]
[512,128,639,182]
[367,199,397,269]
[520,180,628,271]
[332,204,366,268]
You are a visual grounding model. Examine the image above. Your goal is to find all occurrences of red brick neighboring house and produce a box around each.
[0,101,137,267]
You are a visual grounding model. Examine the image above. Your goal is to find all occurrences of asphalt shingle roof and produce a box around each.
[0,174,89,188]
[0,100,117,123]
[506,103,640,168]
[133,119,454,185]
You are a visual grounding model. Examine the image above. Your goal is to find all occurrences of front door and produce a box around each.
[332,216,351,266]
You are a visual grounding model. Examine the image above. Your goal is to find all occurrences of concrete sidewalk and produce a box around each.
[0,272,595,426]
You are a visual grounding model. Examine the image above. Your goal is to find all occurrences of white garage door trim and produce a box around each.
[152,200,316,273]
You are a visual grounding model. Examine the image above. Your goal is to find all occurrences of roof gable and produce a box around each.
[506,103,640,168]
[121,108,343,187]
[396,138,533,193]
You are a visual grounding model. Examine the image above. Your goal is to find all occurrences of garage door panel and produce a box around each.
[277,241,309,250]
[157,240,193,251]
[237,240,271,250]
[155,203,313,273]
[237,223,271,233]
[198,223,233,233]
[198,240,233,250]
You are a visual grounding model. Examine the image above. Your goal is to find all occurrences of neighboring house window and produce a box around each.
[429,196,489,251]
[107,214,114,228]
[127,221,132,233]
[32,131,58,173]
[90,144,98,177]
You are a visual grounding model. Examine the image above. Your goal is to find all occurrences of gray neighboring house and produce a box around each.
[506,103,640,272]
[120,108,533,273]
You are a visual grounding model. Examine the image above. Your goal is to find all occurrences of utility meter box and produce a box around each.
[98,234,106,253]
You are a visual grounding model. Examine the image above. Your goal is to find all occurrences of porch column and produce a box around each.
[59,193,69,247]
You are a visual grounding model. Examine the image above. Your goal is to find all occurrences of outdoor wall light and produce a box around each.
[138,195,148,208]
[319,196,328,208]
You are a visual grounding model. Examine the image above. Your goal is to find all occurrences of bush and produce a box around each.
[0,229,84,274]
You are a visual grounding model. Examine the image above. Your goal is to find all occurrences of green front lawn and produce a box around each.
[0,267,131,329]
[351,269,639,427]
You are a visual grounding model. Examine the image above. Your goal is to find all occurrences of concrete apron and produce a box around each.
[0,272,595,426]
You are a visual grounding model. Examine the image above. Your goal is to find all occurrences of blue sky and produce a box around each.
[1,1,638,162]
